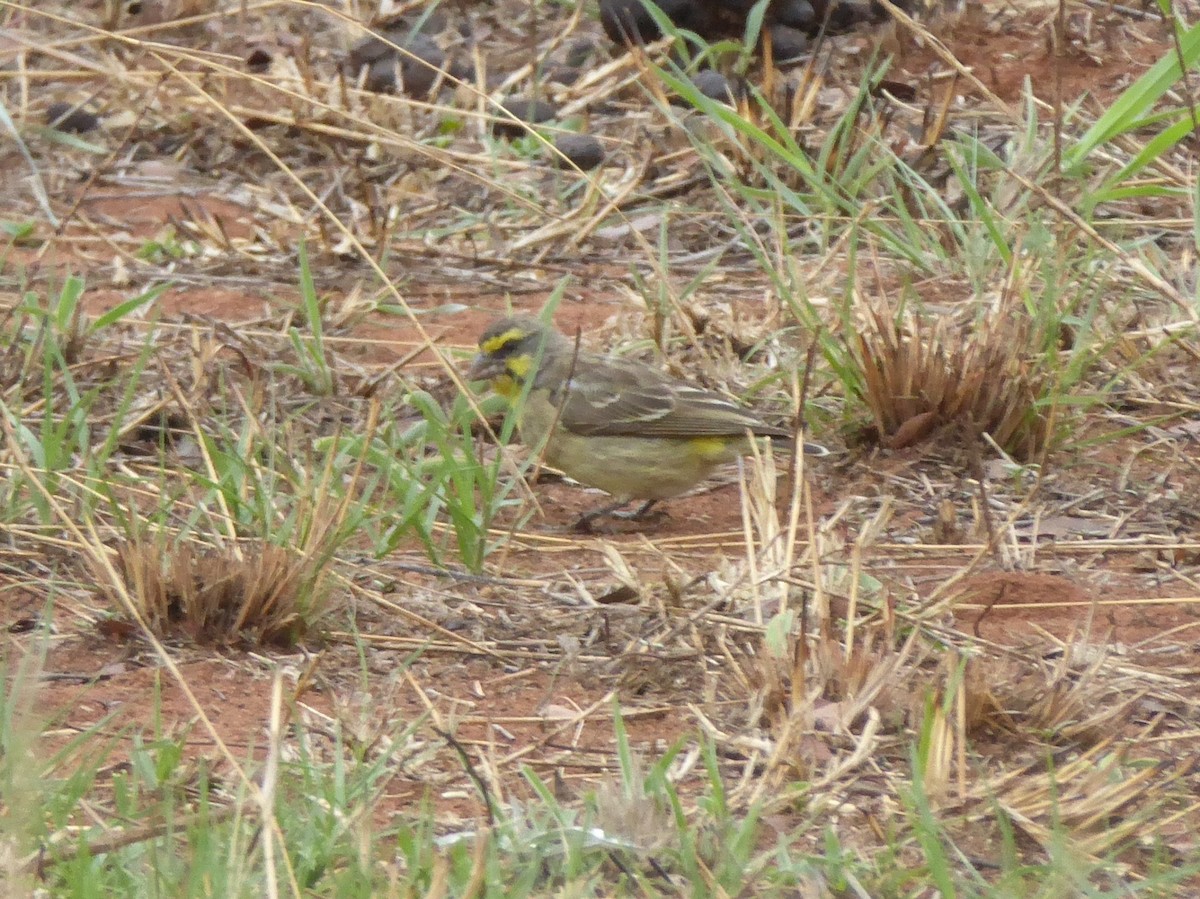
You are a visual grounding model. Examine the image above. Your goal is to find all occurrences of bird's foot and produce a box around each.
[611,499,663,522]
[572,499,666,533]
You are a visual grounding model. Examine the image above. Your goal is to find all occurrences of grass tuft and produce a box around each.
[97,537,328,647]
[851,297,1052,459]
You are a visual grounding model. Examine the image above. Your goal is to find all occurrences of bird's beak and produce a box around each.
[465,353,503,382]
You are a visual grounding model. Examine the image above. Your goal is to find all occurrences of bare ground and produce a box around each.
[3,0,1200,886]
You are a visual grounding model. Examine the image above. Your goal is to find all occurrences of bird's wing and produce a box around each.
[554,355,789,439]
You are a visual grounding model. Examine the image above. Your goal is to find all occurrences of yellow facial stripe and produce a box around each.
[688,436,733,460]
[480,328,526,356]
[505,354,532,380]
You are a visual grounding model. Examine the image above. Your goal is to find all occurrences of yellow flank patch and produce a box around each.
[481,328,525,356]
[688,436,733,460]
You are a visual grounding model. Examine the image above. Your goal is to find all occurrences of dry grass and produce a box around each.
[98,537,324,646]
[853,298,1051,459]
[3,0,1200,891]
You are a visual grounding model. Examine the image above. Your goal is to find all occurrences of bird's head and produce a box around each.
[466,316,566,398]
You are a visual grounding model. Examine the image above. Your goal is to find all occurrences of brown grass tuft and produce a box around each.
[853,301,1052,460]
[977,746,1179,861]
[97,538,329,647]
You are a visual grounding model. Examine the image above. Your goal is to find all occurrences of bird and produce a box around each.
[466,315,826,530]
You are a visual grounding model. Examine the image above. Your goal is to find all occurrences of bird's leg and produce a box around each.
[611,499,660,521]
[572,498,633,533]
[573,499,666,533]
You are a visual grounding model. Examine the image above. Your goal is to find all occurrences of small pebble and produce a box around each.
[346,28,403,70]
[492,98,557,139]
[245,46,273,72]
[564,38,599,68]
[767,24,808,63]
[600,0,706,46]
[690,69,737,104]
[449,58,476,85]
[542,65,581,86]
[45,102,99,134]
[349,30,457,97]
[552,134,605,170]
[824,0,877,30]
[774,0,816,30]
